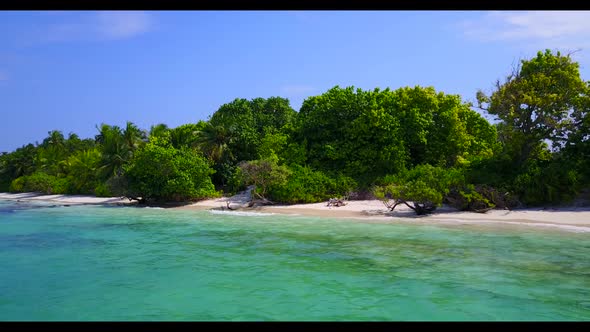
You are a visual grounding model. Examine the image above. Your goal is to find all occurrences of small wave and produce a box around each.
[143,207,165,210]
[208,210,275,217]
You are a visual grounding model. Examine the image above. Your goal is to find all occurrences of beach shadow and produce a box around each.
[509,206,590,213]
[368,204,495,219]
[5,192,45,199]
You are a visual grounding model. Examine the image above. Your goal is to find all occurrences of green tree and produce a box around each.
[95,124,129,179]
[9,172,69,194]
[564,80,590,187]
[297,86,495,185]
[195,122,236,164]
[238,156,291,200]
[64,132,96,154]
[148,123,170,141]
[169,122,207,150]
[124,138,218,202]
[298,87,405,183]
[373,165,462,215]
[267,165,356,204]
[123,121,147,151]
[64,148,102,194]
[95,123,145,181]
[209,97,296,162]
[477,49,588,165]
[36,130,69,176]
[1,146,38,192]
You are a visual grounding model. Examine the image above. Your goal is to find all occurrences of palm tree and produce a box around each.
[95,124,128,179]
[35,131,68,176]
[42,130,65,149]
[149,123,169,141]
[169,123,204,149]
[2,144,37,179]
[123,121,147,151]
[66,148,101,193]
[195,123,235,163]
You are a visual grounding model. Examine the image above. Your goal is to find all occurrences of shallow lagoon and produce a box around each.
[0,200,589,321]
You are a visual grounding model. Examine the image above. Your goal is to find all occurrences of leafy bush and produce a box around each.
[224,165,246,195]
[124,142,218,202]
[238,156,291,200]
[9,172,70,194]
[267,165,357,204]
[94,182,113,197]
[444,184,495,212]
[512,160,580,206]
[373,165,463,215]
[8,177,25,193]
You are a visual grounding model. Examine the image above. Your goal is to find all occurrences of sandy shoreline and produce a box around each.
[2,192,590,233]
[0,192,134,206]
[175,195,590,233]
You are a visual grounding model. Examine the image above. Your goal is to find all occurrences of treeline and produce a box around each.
[1,50,589,213]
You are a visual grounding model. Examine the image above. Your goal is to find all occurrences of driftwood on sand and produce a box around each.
[225,201,237,210]
[222,185,275,210]
[327,198,347,207]
[247,197,275,207]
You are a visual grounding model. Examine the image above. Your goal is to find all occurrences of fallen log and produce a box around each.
[226,201,237,210]
[327,198,347,207]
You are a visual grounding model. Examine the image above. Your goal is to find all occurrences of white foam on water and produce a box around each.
[208,210,276,217]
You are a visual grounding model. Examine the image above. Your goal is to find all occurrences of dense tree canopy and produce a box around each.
[124,137,217,202]
[297,86,497,186]
[477,50,589,162]
[209,97,297,162]
[475,49,590,204]
[2,49,589,211]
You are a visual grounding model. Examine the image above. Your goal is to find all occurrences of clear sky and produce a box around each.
[1,10,590,152]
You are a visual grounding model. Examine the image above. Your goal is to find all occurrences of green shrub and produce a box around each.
[513,160,580,206]
[124,142,218,202]
[445,184,495,212]
[8,177,26,193]
[267,165,357,204]
[9,172,69,194]
[94,182,113,197]
[373,165,463,215]
[238,157,291,200]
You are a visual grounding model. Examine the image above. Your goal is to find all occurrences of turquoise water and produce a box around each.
[0,200,589,321]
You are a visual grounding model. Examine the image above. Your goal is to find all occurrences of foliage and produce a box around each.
[209,97,296,163]
[94,182,114,198]
[96,124,129,179]
[195,122,236,164]
[124,141,218,202]
[238,156,291,200]
[477,49,588,164]
[63,148,102,194]
[444,184,495,212]
[373,165,463,215]
[512,159,580,206]
[9,172,70,194]
[257,127,289,161]
[169,122,206,150]
[297,86,497,186]
[0,144,38,191]
[1,50,589,209]
[267,165,357,204]
[148,123,170,141]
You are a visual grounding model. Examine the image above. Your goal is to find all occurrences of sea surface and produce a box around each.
[0,199,589,321]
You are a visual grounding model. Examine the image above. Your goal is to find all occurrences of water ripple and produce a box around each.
[0,203,589,320]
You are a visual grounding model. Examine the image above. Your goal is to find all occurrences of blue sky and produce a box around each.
[1,10,590,152]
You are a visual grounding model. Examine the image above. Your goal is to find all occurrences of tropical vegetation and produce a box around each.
[1,50,589,213]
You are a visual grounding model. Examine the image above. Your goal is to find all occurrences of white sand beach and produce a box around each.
[2,191,590,233]
[178,194,590,233]
[0,192,134,206]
